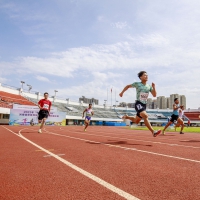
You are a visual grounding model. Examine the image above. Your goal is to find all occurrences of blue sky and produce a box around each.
[0,0,200,108]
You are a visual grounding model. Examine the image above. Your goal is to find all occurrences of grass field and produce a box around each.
[128,126,200,133]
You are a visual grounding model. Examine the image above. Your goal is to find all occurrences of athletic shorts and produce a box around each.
[38,110,49,120]
[170,114,179,123]
[85,116,91,121]
[135,101,146,118]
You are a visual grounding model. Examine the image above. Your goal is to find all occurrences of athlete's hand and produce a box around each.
[119,92,123,97]
[152,83,155,88]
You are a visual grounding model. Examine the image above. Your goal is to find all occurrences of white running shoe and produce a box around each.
[38,129,42,133]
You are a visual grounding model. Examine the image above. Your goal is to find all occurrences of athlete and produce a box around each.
[187,119,191,127]
[119,71,161,137]
[82,104,94,131]
[162,98,184,134]
[38,92,52,133]
[174,105,184,131]
[22,118,27,126]
[30,118,34,126]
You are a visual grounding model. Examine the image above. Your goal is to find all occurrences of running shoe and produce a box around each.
[180,132,184,134]
[162,130,165,135]
[153,130,161,137]
[84,129,86,132]
[38,129,42,133]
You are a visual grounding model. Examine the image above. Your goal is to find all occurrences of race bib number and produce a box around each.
[87,112,92,116]
[140,92,149,101]
[43,104,49,109]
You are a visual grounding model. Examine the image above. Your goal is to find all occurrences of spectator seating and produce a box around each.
[184,112,200,121]
[0,91,35,108]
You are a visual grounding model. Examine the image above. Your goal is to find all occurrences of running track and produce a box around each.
[0,125,200,200]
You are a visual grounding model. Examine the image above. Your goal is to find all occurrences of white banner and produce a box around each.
[9,109,66,126]
[13,104,57,112]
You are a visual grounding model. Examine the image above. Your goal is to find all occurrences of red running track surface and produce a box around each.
[0,125,200,200]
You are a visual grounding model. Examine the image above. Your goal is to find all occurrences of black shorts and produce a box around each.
[38,110,49,120]
[135,101,146,118]
[170,114,179,123]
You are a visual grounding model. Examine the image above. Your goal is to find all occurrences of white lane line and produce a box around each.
[58,128,200,150]
[44,129,200,164]
[2,126,139,200]
[43,154,65,158]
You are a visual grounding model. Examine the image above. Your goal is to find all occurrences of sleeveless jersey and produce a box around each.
[86,108,93,116]
[173,104,179,115]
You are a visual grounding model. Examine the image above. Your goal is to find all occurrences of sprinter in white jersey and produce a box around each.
[174,105,184,131]
[82,104,94,131]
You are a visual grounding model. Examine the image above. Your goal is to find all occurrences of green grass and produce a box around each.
[128,126,200,133]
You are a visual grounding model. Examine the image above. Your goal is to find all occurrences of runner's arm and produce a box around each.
[173,104,180,110]
[38,102,42,110]
[82,109,86,118]
[151,83,157,97]
[48,102,51,115]
[119,84,133,97]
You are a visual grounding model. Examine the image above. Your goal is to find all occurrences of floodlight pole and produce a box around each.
[21,81,25,90]
[27,84,32,93]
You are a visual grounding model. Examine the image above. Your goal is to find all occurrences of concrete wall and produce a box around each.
[0,113,9,124]
[0,107,10,114]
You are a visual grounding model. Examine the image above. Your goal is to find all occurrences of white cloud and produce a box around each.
[111,22,129,29]
[0,77,7,83]
[97,16,104,22]
[0,33,200,107]
[36,75,50,82]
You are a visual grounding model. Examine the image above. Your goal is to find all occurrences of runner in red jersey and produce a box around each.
[38,92,51,133]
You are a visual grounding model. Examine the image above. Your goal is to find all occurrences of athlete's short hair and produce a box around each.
[89,103,92,106]
[138,71,147,79]
[44,92,49,95]
[174,98,178,102]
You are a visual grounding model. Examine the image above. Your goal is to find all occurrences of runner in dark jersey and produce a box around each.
[119,71,161,137]
[162,98,184,135]
[38,92,51,133]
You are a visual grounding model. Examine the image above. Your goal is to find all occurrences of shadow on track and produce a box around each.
[180,140,200,143]
[86,140,152,147]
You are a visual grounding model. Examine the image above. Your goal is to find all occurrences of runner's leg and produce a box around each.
[85,120,90,130]
[84,119,89,130]
[140,111,154,133]
[163,121,172,132]
[174,123,180,131]
[40,118,46,129]
[123,115,141,124]
[178,118,185,133]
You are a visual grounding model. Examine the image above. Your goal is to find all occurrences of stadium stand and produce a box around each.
[184,112,200,121]
[26,96,120,119]
[0,91,35,108]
